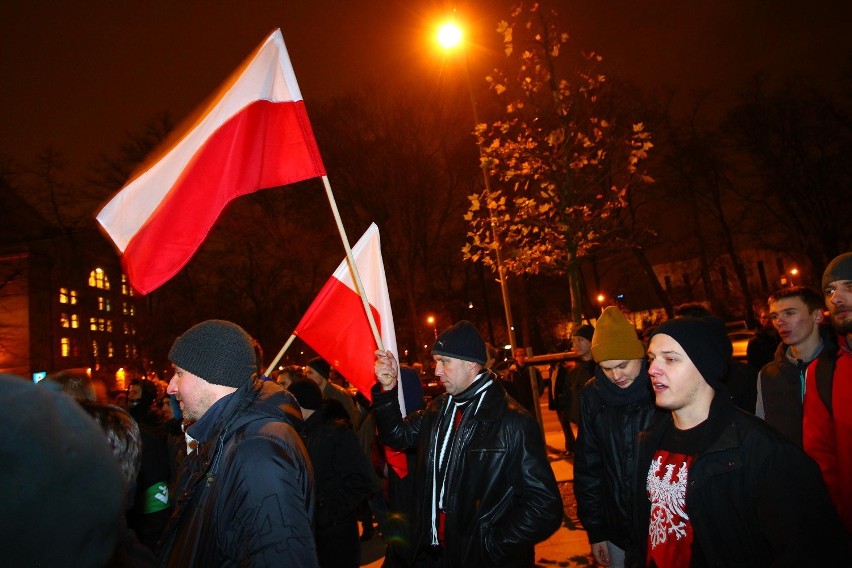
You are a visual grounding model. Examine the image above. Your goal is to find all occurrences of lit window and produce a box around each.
[60,338,70,357]
[92,340,99,357]
[125,344,131,358]
[70,290,77,305]
[106,320,112,333]
[98,297,105,311]
[70,314,79,329]
[122,302,129,316]
[59,288,68,304]
[90,317,97,331]
[88,268,111,290]
[104,298,111,312]
[60,313,69,328]
[107,342,114,358]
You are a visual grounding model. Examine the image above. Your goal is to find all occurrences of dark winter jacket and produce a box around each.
[757,324,835,447]
[632,390,846,566]
[372,370,562,567]
[574,362,659,554]
[157,379,317,567]
[301,399,379,529]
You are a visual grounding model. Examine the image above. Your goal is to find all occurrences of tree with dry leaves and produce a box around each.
[464,1,654,324]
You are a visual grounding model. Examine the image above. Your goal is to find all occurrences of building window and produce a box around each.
[106,319,113,333]
[61,337,70,357]
[59,287,77,304]
[92,340,99,358]
[90,317,97,332]
[89,268,111,290]
[125,344,131,358]
[70,314,79,329]
[107,342,114,358]
[121,274,134,297]
[60,313,69,328]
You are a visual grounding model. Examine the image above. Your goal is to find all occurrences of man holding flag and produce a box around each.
[373,321,563,567]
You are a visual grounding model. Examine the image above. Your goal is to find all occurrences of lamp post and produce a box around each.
[437,18,517,351]
[427,315,438,340]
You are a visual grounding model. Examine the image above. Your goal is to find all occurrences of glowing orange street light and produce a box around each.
[427,315,437,339]
[597,294,605,304]
[437,21,463,49]
[436,17,517,351]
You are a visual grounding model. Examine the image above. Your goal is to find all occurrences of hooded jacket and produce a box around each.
[372,369,562,567]
[158,379,317,567]
[574,362,659,555]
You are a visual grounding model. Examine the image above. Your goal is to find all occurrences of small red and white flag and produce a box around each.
[96,29,325,294]
[295,224,409,476]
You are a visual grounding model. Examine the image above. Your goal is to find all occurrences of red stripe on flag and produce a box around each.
[296,278,382,400]
[122,99,324,294]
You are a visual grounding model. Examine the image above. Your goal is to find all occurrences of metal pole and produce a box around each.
[460,49,517,351]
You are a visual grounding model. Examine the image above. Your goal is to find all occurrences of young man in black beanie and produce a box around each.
[637,316,846,565]
[158,319,318,566]
[372,320,562,567]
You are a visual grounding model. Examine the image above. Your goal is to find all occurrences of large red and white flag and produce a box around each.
[295,223,409,477]
[96,29,325,294]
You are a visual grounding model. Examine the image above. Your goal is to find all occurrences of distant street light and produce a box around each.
[789,267,799,286]
[437,15,517,351]
[427,315,438,339]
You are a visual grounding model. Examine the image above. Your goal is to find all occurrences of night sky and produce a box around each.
[2,0,850,182]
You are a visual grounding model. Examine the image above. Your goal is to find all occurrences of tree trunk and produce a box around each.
[632,245,674,318]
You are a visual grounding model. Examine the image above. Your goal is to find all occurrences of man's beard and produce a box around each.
[830,311,852,335]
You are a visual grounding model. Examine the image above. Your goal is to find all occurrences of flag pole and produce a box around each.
[319,175,385,354]
[264,333,297,376]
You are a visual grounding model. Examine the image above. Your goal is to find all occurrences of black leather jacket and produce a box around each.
[574,365,658,553]
[372,370,562,567]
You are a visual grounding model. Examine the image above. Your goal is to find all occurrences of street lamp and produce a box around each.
[437,16,518,351]
[789,267,799,287]
[427,315,438,339]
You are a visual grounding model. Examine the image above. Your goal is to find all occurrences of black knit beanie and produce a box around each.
[169,320,257,388]
[432,320,487,364]
[650,316,731,388]
[573,324,595,342]
[307,357,331,379]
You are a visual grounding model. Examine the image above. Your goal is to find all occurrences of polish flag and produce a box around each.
[295,224,409,477]
[96,29,325,295]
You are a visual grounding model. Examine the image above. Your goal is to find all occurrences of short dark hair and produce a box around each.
[768,286,824,313]
[674,303,713,318]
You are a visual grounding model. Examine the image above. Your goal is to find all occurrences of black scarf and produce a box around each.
[592,359,653,406]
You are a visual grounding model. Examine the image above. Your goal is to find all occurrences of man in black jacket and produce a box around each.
[373,320,562,567]
[289,377,379,568]
[638,316,845,565]
[157,320,318,566]
[575,307,658,567]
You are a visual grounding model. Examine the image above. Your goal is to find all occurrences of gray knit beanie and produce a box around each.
[169,320,257,388]
[822,252,852,290]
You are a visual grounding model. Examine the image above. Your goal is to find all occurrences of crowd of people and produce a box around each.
[2,252,850,566]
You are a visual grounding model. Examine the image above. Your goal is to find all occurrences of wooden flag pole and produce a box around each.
[264,333,296,376]
[263,176,385,378]
[320,175,385,352]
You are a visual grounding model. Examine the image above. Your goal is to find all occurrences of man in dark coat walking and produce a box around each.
[157,320,317,566]
[373,321,562,567]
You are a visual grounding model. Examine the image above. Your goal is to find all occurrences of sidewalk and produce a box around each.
[361,426,593,567]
